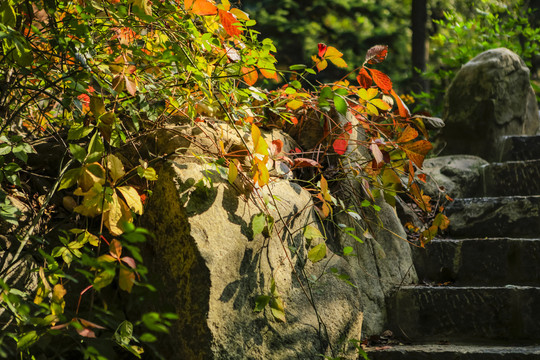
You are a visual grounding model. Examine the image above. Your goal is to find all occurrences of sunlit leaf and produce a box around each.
[334,95,347,115]
[357,68,372,89]
[105,154,125,184]
[219,9,242,37]
[304,225,324,240]
[251,124,268,155]
[390,89,411,118]
[117,186,143,215]
[370,143,384,165]
[252,213,266,236]
[308,243,326,263]
[370,99,391,111]
[368,68,392,92]
[184,0,217,15]
[286,99,304,110]
[242,66,258,86]
[396,126,419,143]
[333,133,349,155]
[93,269,115,291]
[402,140,433,168]
[317,43,327,58]
[228,161,238,184]
[365,45,388,64]
[270,297,286,322]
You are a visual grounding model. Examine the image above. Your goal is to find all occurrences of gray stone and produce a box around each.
[446,195,540,238]
[413,238,540,286]
[442,48,540,160]
[388,286,540,342]
[499,135,540,162]
[482,159,540,196]
[368,344,540,360]
[420,155,488,198]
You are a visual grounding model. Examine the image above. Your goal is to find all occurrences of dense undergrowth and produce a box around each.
[0,0,447,358]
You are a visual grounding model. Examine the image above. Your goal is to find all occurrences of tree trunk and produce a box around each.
[411,0,429,93]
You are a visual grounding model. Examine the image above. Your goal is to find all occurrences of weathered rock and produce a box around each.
[446,195,540,238]
[499,134,540,161]
[482,159,540,196]
[139,114,418,359]
[388,286,540,342]
[420,155,488,198]
[369,344,540,360]
[442,48,540,160]
[142,161,364,360]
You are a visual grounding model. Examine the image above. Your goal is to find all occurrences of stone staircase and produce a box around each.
[368,135,540,359]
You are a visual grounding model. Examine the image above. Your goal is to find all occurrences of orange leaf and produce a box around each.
[184,0,217,15]
[368,68,392,92]
[119,267,135,293]
[365,45,388,64]
[109,239,122,259]
[242,66,257,86]
[396,125,418,143]
[259,67,278,80]
[356,67,372,89]
[402,140,433,168]
[390,89,410,118]
[219,9,242,37]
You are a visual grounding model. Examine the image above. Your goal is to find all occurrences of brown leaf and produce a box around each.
[402,140,433,168]
[365,45,388,64]
[396,125,418,143]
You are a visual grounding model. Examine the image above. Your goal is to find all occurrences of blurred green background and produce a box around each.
[239,0,540,115]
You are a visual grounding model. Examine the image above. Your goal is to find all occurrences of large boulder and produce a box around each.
[140,119,417,359]
[442,48,540,160]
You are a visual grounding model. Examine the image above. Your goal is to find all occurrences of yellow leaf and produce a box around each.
[104,193,133,235]
[230,7,249,20]
[74,183,106,217]
[105,154,125,184]
[358,88,378,101]
[328,56,347,68]
[320,175,331,202]
[287,99,304,110]
[316,59,327,72]
[119,268,135,293]
[117,186,143,215]
[323,46,343,59]
[371,99,391,111]
[251,124,268,156]
[228,161,238,184]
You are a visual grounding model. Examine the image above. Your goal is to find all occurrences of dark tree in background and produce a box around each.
[411,0,429,93]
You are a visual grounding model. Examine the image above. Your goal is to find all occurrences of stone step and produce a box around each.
[481,160,540,196]
[387,286,540,342]
[368,344,540,360]
[445,196,540,238]
[414,238,540,286]
[499,135,540,162]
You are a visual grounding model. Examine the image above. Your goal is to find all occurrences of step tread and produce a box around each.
[368,344,540,354]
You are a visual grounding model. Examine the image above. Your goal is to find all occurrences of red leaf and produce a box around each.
[368,68,392,92]
[270,139,283,155]
[219,9,242,37]
[292,158,321,168]
[318,43,327,58]
[290,116,298,126]
[333,133,350,155]
[418,173,427,183]
[356,67,372,89]
[344,122,353,134]
[365,45,388,64]
[121,256,137,269]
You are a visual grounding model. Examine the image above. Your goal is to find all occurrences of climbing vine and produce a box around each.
[0,0,446,358]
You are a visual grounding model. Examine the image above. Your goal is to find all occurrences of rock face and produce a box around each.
[420,155,489,199]
[442,48,540,160]
[141,120,417,359]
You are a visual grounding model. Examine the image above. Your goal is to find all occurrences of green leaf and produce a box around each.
[59,168,82,190]
[270,297,286,322]
[303,225,324,240]
[343,246,353,255]
[17,331,39,350]
[333,95,348,115]
[69,143,87,163]
[308,243,326,263]
[87,132,104,163]
[253,295,271,312]
[68,123,94,140]
[289,64,307,71]
[139,333,157,342]
[0,1,16,28]
[93,269,115,291]
[251,213,266,237]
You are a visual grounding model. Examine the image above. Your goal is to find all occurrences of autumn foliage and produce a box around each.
[0,0,446,357]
